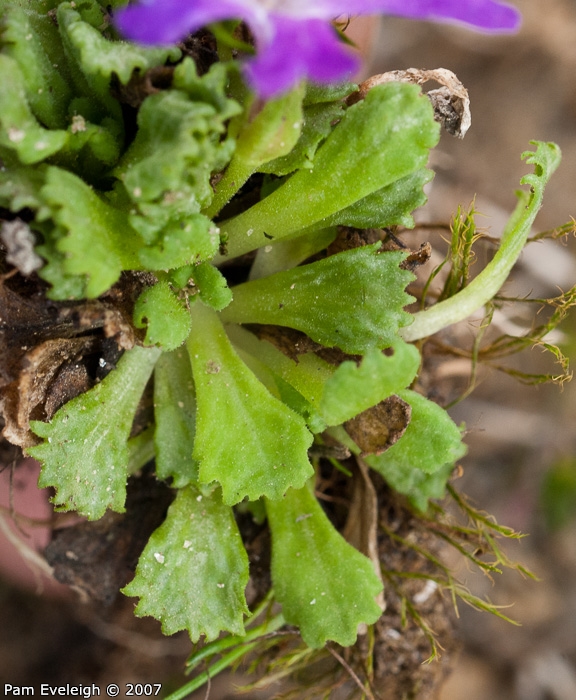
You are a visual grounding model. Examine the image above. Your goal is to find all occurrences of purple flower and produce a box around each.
[115,0,521,98]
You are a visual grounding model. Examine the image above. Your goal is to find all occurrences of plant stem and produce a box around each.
[401,142,561,341]
[163,613,285,700]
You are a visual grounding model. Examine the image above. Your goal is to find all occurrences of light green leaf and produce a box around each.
[2,2,72,129]
[189,262,233,311]
[115,83,234,216]
[319,342,420,425]
[38,166,141,298]
[266,483,383,648]
[365,389,467,510]
[133,282,192,351]
[0,54,69,164]
[123,485,249,641]
[220,244,414,353]
[226,326,419,428]
[153,348,198,488]
[217,82,439,259]
[187,302,313,504]
[225,325,328,432]
[57,0,180,122]
[28,345,161,520]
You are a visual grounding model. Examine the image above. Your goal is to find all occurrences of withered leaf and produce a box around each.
[400,241,432,272]
[0,272,146,448]
[344,395,411,457]
[351,68,471,139]
[0,337,97,448]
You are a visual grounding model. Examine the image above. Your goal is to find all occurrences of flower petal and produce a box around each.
[244,16,359,98]
[340,0,521,33]
[114,0,521,99]
[114,0,265,45]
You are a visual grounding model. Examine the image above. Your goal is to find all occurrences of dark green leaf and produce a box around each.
[2,2,73,129]
[0,54,69,164]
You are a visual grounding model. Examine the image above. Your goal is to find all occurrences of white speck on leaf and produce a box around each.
[8,128,25,143]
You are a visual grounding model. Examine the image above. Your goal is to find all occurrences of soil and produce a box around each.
[2,1,576,698]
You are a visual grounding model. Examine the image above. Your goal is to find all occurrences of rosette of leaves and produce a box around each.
[0,0,561,684]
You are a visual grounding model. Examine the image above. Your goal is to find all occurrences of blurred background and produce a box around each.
[367,1,576,698]
[1,1,576,698]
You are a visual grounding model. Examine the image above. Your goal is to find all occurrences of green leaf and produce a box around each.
[123,485,249,641]
[189,262,233,311]
[266,483,383,648]
[115,75,237,227]
[113,87,233,268]
[135,212,220,272]
[57,0,180,124]
[248,227,338,280]
[226,326,420,428]
[38,166,141,298]
[1,2,73,129]
[0,54,69,164]
[172,59,241,123]
[225,325,328,432]
[0,164,48,213]
[187,302,313,504]
[220,244,414,353]
[365,389,467,510]
[402,141,562,341]
[217,82,440,259]
[115,91,216,205]
[28,345,161,520]
[259,83,356,177]
[204,85,305,217]
[153,348,198,488]
[299,169,434,233]
[133,282,192,351]
[319,342,420,425]
[61,3,181,86]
